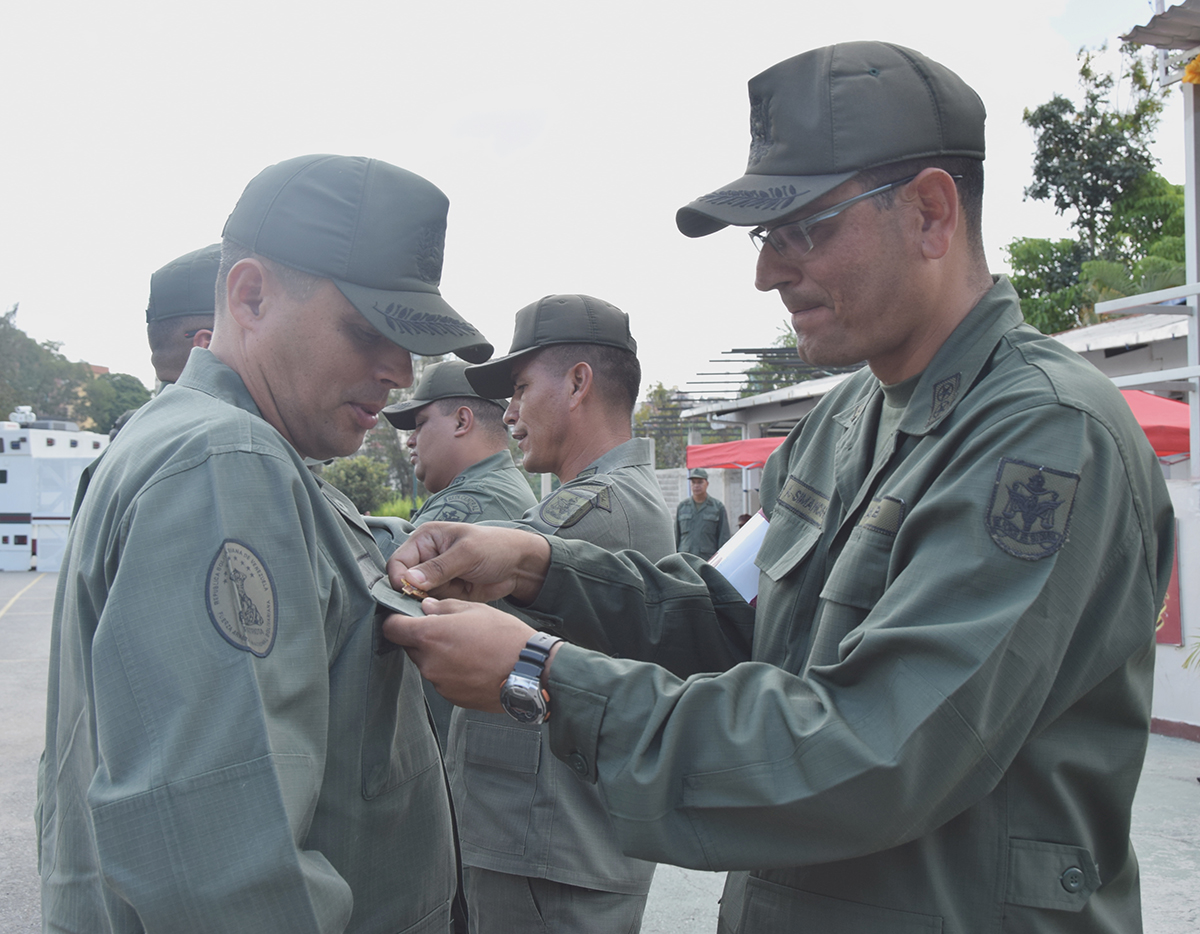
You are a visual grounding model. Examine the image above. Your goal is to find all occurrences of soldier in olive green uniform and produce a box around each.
[446,295,674,934]
[381,44,1174,934]
[383,360,537,743]
[146,243,220,385]
[675,467,731,560]
[38,155,493,934]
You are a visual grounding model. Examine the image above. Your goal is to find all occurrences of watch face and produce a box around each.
[501,675,547,724]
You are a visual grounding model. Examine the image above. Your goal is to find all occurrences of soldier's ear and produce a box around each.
[453,406,474,436]
[567,362,593,409]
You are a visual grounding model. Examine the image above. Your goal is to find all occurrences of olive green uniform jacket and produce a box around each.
[675,494,731,560]
[522,281,1173,933]
[38,350,457,934]
[411,449,538,742]
[446,438,675,894]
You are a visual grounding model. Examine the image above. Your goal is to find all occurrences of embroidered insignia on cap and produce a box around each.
[372,302,480,337]
[858,495,906,537]
[423,492,484,524]
[539,482,611,529]
[206,540,277,656]
[415,222,446,285]
[927,373,961,427]
[748,93,772,167]
[697,185,805,213]
[986,458,1079,560]
[776,476,829,527]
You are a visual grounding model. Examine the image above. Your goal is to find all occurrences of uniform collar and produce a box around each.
[175,348,265,422]
[572,437,653,480]
[446,449,521,488]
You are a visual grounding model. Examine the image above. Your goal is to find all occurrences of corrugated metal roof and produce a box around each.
[1049,312,1190,352]
[1124,0,1200,50]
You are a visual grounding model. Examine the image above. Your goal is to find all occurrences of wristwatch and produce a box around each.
[500,632,563,724]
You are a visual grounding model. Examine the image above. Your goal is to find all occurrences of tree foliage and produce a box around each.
[81,373,152,434]
[321,456,392,514]
[0,305,95,422]
[1010,47,1181,334]
[632,381,740,469]
[1022,45,1166,255]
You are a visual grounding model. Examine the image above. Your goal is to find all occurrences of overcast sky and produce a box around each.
[0,0,1181,400]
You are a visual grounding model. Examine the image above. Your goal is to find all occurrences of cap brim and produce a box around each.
[334,279,494,363]
[675,170,857,238]
[465,347,542,399]
[381,398,430,430]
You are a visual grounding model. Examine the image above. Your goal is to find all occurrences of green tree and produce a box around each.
[1022,45,1167,255]
[632,381,740,469]
[0,304,95,422]
[1005,237,1089,333]
[321,456,392,514]
[80,373,152,434]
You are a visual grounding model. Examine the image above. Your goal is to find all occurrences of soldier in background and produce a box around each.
[674,466,731,559]
[146,242,219,384]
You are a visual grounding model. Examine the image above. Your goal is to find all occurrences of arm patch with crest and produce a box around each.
[986,458,1079,560]
[206,540,278,656]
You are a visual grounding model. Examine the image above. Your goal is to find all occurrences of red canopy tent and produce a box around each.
[1120,390,1190,456]
[686,437,786,470]
[685,391,1188,468]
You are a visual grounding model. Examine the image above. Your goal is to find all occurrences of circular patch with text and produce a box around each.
[206,540,277,657]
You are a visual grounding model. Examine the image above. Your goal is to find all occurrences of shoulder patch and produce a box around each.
[986,458,1079,560]
[423,492,484,524]
[206,540,277,656]
[775,476,829,528]
[858,495,906,537]
[539,482,611,529]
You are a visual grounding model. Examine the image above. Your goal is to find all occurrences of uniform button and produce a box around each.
[1060,867,1085,893]
[566,752,588,774]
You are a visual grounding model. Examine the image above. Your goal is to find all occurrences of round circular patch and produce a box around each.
[206,540,277,657]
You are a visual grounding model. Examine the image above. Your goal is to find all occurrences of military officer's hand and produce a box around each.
[386,522,551,605]
[382,599,537,711]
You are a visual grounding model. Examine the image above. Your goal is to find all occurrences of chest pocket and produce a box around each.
[809,497,903,668]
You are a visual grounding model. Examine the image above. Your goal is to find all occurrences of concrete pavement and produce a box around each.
[2,570,1197,932]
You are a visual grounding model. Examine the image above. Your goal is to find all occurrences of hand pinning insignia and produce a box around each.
[986,458,1079,560]
[206,540,277,656]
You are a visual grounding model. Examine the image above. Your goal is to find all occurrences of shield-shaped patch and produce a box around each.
[986,458,1079,560]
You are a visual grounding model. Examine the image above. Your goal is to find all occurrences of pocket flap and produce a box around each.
[1005,838,1100,911]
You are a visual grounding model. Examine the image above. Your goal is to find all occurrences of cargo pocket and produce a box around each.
[458,716,541,855]
[738,876,942,933]
[1005,838,1100,911]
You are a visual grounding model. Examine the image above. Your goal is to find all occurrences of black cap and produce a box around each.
[465,294,636,398]
[146,244,221,323]
[223,154,493,362]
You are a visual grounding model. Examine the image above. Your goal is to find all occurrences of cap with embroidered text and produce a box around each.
[676,42,986,237]
[223,154,493,362]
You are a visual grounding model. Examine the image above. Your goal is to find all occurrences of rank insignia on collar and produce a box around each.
[986,458,1079,560]
[206,540,277,656]
[926,373,961,427]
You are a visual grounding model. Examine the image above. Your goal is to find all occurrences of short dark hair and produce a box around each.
[217,238,323,313]
[432,396,509,440]
[537,343,641,417]
[146,313,214,352]
[856,156,984,254]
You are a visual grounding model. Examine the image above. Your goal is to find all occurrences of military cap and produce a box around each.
[146,244,221,322]
[382,360,507,430]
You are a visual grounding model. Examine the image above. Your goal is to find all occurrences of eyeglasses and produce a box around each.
[748,174,920,258]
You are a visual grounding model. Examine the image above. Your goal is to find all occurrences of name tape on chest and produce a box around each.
[206,540,278,656]
[858,495,906,537]
[986,458,1079,560]
[776,476,830,527]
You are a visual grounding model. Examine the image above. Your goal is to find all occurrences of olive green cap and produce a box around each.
[465,294,636,398]
[222,154,493,362]
[688,467,709,480]
[146,243,221,322]
[677,42,986,237]
[381,360,507,430]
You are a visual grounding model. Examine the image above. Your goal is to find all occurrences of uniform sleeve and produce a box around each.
[85,449,355,933]
[540,404,1171,871]
[715,505,731,552]
[673,503,682,549]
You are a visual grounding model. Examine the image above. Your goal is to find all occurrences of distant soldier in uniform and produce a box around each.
[674,466,731,559]
[443,293,674,934]
[382,359,537,742]
[146,242,219,385]
[39,154,492,934]
[382,43,1175,933]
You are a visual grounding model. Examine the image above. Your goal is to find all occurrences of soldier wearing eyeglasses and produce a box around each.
[382,42,1174,933]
